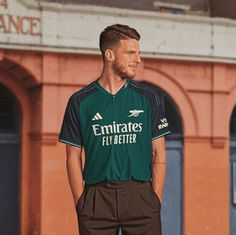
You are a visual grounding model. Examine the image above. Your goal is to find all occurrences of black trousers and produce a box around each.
[76,180,162,235]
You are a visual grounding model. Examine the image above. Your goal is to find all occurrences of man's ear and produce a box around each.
[105,49,115,62]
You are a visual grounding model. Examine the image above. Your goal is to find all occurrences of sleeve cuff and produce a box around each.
[152,131,171,141]
[58,139,83,148]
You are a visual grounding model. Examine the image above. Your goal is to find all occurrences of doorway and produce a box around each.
[0,84,21,235]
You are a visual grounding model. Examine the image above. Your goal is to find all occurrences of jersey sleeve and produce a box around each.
[58,96,83,148]
[151,93,171,140]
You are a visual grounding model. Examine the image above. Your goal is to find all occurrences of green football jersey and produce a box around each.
[59,79,170,184]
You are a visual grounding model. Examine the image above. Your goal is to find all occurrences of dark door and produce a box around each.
[162,138,183,235]
[230,106,236,235]
[0,84,20,235]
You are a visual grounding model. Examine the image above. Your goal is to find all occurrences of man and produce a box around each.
[59,24,170,235]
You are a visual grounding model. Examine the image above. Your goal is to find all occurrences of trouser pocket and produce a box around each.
[76,188,86,212]
[143,182,161,210]
[148,183,161,206]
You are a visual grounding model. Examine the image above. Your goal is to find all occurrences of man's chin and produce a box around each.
[122,75,135,80]
[118,70,136,79]
[125,71,136,79]
[127,73,136,79]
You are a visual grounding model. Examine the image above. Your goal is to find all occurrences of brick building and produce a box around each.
[0,0,236,235]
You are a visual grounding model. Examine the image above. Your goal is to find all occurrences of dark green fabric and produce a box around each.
[59,79,170,184]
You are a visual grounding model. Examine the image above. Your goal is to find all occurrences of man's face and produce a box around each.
[111,39,141,79]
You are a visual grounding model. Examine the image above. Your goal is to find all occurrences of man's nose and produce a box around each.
[134,54,141,64]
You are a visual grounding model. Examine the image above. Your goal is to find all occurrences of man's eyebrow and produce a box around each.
[127,50,141,54]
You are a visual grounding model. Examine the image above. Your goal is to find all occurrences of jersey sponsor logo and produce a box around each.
[158,118,169,130]
[92,121,143,146]
[102,134,137,146]
[92,112,103,121]
[92,121,142,135]
[128,110,144,117]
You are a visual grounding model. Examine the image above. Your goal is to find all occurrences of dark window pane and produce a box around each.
[0,117,14,130]
[0,84,19,132]
[0,100,12,113]
[230,106,236,135]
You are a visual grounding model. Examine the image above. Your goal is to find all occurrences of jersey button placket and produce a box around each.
[111,95,116,151]
[112,95,115,120]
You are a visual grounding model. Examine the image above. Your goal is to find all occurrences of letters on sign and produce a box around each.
[0,0,8,9]
[0,0,41,36]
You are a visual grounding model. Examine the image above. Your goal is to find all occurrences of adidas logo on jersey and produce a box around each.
[92,112,103,121]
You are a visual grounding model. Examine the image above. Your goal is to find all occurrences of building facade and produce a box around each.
[0,0,236,235]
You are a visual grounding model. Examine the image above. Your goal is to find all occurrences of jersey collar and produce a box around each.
[95,79,130,97]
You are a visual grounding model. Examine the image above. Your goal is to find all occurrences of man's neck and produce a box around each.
[98,71,127,95]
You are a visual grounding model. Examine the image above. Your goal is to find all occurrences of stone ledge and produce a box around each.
[29,132,58,145]
[184,135,227,148]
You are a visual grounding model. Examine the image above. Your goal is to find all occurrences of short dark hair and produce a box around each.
[99,24,140,57]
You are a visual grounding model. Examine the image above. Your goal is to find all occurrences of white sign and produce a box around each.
[0,0,8,9]
[0,0,40,36]
[0,0,236,64]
